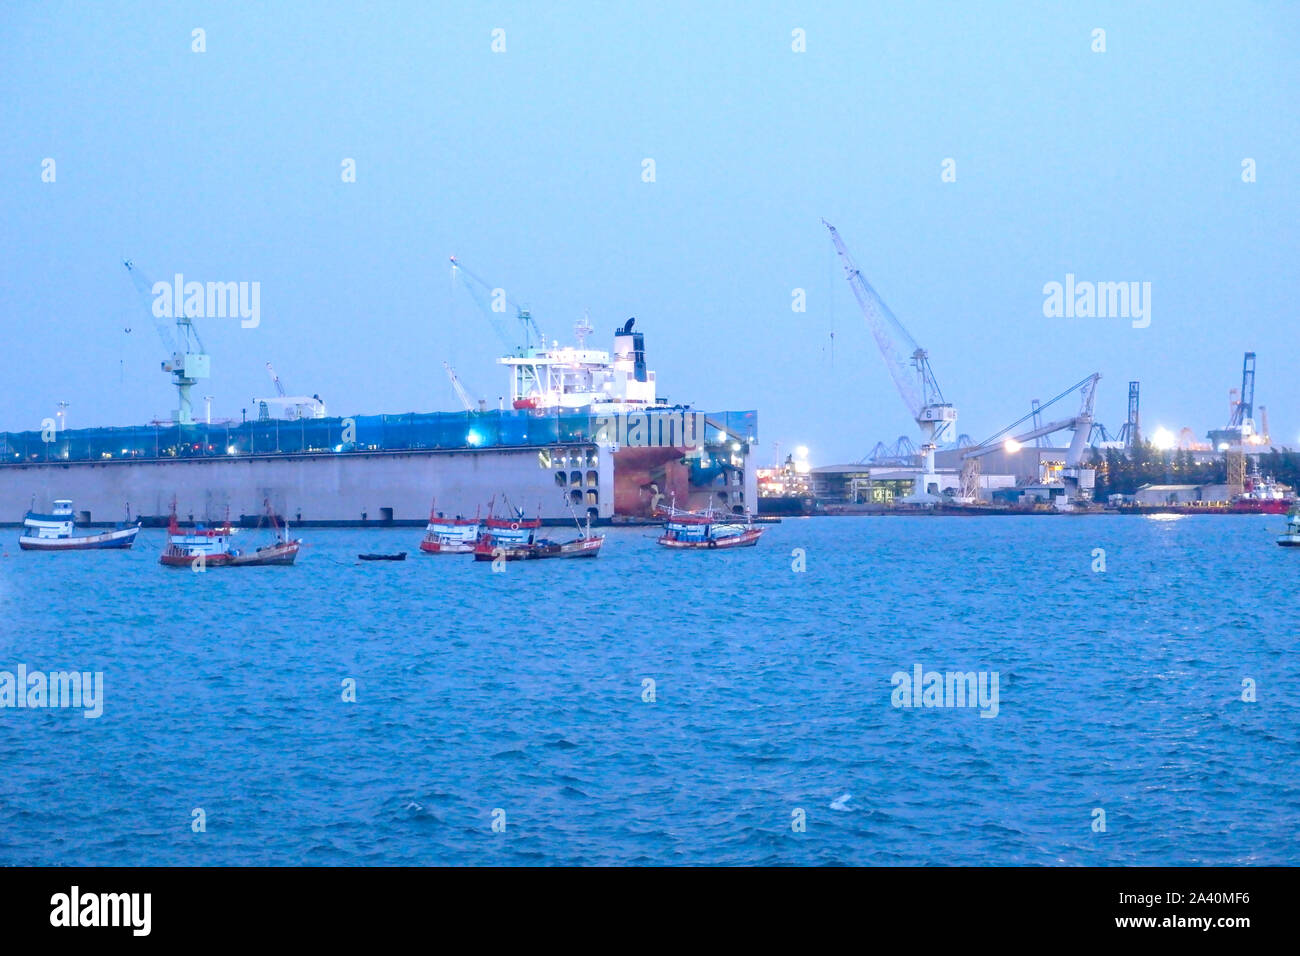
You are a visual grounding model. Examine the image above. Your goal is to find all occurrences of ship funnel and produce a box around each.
[613,318,648,383]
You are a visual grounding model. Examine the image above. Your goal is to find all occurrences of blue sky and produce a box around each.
[1,1,1296,463]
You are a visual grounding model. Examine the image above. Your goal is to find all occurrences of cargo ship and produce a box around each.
[0,321,758,527]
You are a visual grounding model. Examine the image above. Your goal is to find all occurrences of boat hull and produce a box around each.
[160,540,300,567]
[419,538,476,554]
[19,526,140,551]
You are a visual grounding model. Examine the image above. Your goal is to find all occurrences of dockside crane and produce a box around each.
[1208,352,1260,450]
[122,259,210,425]
[443,362,487,412]
[824,220,956,500]
[1117,381,1140,449]
[253,362,326,421]
[449,256,544,352]
[960,373,1101,508]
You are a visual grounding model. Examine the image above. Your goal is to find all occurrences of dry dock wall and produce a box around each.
[0,444,615,526]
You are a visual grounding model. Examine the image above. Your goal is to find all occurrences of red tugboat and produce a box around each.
[160,499,300,568]
[655,503,764,550]
[418,501,483,554]
[1230,473,1294,514]
[473,501,604,561]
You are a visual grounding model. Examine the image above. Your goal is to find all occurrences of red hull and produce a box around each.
[1231,498,1293,514]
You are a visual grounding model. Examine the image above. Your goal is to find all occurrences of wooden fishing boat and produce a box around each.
[655,503,764,550]
[160,499,301,568]
[18,499,140,551]
[418,501,483,554]
[472,500,604,561]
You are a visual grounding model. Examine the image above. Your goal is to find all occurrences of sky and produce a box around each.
[1,1,1296,465]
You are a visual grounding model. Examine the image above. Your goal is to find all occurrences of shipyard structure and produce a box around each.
[1,320,758,526]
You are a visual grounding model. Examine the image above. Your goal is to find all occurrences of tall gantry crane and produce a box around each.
[1208,351,1260,450]
[1116,381,1141,449]
[824,220,956,500]
[122,259,210,424]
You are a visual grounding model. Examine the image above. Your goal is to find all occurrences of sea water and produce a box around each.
[0,515,1296,865]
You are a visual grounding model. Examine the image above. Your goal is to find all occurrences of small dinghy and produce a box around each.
[359,552,407,561]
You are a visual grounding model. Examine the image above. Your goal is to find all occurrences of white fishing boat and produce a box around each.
[1276,507,1300,547]
[418,501,483,554]
[18,499,141,551]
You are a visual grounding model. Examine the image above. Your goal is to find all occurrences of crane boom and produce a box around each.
[449,256,544,352]
[266,363,287,397]
[823,221,927,418]
[442,362,479,411]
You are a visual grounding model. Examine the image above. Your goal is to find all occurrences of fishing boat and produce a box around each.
[359,552,407,561]
[18,499,141,551]
[655,503,764,550]
[1277,507,1300,547]
[472,501,604,561]
[418,503,482,554]
[160,499,300,568]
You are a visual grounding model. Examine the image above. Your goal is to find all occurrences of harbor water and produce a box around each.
[1,515,1296,865]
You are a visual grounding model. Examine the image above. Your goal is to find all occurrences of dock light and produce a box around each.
[1152,427,1176,451]
[795,445,809,459]
[1004,438,1022,453]
[466,429,484,447]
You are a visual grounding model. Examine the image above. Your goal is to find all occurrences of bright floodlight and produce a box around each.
[1152,427,1176,451]
[795,445,809,459]
[1003,438,1022,453]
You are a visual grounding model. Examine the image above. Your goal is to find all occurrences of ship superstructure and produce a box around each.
[502,318,657,411]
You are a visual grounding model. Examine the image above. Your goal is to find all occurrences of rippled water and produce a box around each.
[1,515,1297,865]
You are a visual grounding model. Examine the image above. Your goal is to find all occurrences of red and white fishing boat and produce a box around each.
[472,501,604,561]
[159,499,301,568]
[655,503,764,550]
[418,502,482,554]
